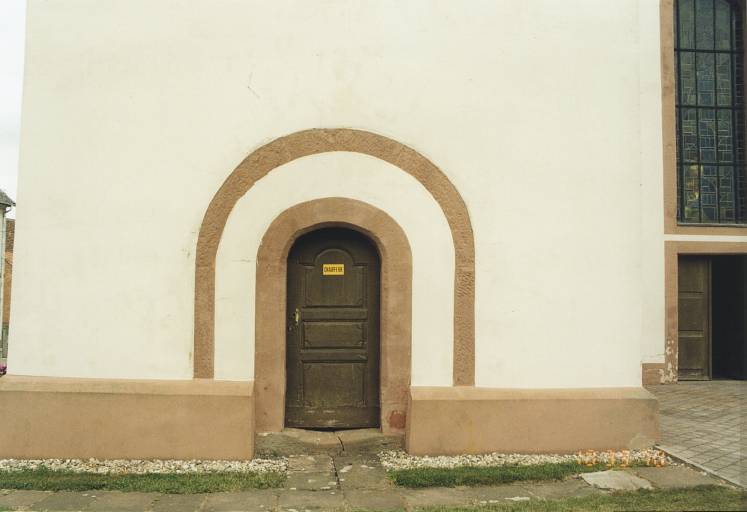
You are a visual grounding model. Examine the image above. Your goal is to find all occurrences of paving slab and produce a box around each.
[524,478,602,500]
[343,488,406,510]
[463,484,535,504]
[285,471,339,491]
[31,491,97,511]
[335,456,391,490]
[402,487,472,507]
[581,470,653,491]
[278,489,345,511]
[84,491,158,511]
[202,490,278,511]
[150,494,206,512]
[633,465,724,489]
[287,455,335,473]
[258,430,343,457]
[0,490,52,510]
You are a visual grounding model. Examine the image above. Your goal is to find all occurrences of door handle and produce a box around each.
[289,308,300,331]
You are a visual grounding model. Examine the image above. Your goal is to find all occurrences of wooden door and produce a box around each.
[285,228,380,428]
[678,256,712,380]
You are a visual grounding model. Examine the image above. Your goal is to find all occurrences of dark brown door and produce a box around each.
[285,228,380,429]
[678,256,712,380]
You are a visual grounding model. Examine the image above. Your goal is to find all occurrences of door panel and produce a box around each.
[302,363,365,407]
[286,228,380,429]
[678,256,711,380]
[304,249,364,306]
[303,322,365,349]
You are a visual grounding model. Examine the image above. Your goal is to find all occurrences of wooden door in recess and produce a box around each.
[678,256,711,380]
[285,228,380,428]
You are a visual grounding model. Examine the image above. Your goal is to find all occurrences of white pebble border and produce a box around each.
[379,449,672,471]
[0,458,287,475]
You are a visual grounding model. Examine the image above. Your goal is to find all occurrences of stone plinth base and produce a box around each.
[0,376,254,460]
[0,378,659,459]
[406,386,659,455]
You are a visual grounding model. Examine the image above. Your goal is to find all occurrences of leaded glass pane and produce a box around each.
[698,109,717,162]
[682,108,698,162]
[702,165,718,222]
[702,205,718,221]
[701,166,718,209]
[716,53,732,105]
[716,0,732,50]
[717,110,733,162]
[736,54,744,105]
[684,164,701,221]
[720,166,736,220]
[697,53,715,105]
[696,0,715,49]
[679,0,696,48]
[681,52,697,105]
[736,110,745,161]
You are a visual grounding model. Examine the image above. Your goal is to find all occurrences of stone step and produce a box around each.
[255,428,404,457]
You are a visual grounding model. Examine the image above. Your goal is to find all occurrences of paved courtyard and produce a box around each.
[648,380,746,487]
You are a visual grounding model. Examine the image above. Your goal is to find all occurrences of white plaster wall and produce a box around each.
[214,153,454,385]
[639,0,667,365]
[12,0,652,387]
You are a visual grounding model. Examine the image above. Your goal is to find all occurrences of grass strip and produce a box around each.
[416,485,746,511]
[0,468,285,494]
[388,462,609,488]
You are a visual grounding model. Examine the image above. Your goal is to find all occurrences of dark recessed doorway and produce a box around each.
[678,255,747,380]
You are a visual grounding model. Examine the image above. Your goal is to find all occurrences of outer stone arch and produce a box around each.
[254,198,411,431]
[194,128,475,385]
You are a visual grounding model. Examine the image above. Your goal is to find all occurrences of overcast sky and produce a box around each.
[0,0,26,211]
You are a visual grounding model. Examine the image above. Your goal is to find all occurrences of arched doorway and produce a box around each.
[193,128,475,387]
[253,198,411,433]
[285,228,381,428]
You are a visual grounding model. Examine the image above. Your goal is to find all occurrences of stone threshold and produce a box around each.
[255,428,404,457]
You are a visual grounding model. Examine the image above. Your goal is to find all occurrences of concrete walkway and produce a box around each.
[0,454,726,511]
[648,380,746,487]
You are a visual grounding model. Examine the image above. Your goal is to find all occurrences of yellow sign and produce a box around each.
[323,264,345,276]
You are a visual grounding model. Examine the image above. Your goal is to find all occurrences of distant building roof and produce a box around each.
[0,190,14,208]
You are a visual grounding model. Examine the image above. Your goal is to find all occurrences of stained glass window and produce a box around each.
[675,0,747,223]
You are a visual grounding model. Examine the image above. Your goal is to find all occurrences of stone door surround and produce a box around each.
[193,128,476,386]
[254,198,410,432]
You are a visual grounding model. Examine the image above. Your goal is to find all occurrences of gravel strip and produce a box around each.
[379,449,672,471]
[0,458,287,475]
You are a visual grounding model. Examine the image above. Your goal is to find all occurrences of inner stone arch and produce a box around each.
[254,198,412,432]
[213,151,455,387]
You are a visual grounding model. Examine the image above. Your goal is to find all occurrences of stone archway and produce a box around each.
[254,198,411,432]
[194,128,475,385]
